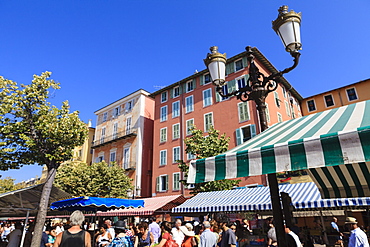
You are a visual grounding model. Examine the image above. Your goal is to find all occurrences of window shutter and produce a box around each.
[165,175,169,191]
[226,63,234,75]
[156,177,160,192]
[242,56,248,68]
[215,88,221,102]
[228,80,236,94]
[179,85,183,95]
[250,124,256,138]
[200,75,204,85]
[236,128,242,146]
[192,78,196,89]
[244,74,250,87]
[170,89,173,98]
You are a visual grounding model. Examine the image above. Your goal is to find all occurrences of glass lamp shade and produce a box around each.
[272,6,302,53]
[204,46,227,87]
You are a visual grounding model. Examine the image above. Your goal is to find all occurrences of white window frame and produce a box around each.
[172,123,180,140]
[186,81,194,93]
[285,101,291,117]
[186,119,194,136]
[204,74,211,85]
[173,146,180,163]
[187,152,196,160]
[277,112,283,123]
[203,89,212,107]
[113,106,121,118]
[265,102,271,123]
[282,86,287,98]
[113,122,118,139]
[238,102,250,122]
[274,92,281,108]
[157,174,169,192]
[324,94,335,107]
[160,106,168,122]
[109,151,116,164]
[173,172,180,191]
[160,150,167,166]
[204,112,214,132]
[236,124,257,145]
[123,147,130,169]
[103,112,108,122]
[96,152,104,163]
[346,87,358,101]
[236,76,246,90]
[172,101,180,118]
[235,59,243,71]
[126,100,134,112]
[100,127,106,143]
[173,86,180,98]
[161,91,168,103]
[160,127,167,143]
[307,99,316,112]
[126,117,132,135]
[185,95,194,113]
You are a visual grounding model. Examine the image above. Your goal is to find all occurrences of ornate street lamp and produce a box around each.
[204,6,301,247]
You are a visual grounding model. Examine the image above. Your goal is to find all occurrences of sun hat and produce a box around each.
[185,223,194,231]
[345,217,358,224]
[180,225,195,237]
[114,220,127,229]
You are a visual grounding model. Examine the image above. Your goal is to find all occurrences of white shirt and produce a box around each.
[349,228,369,247]
[107,227,115,239]
[171,227,185,246]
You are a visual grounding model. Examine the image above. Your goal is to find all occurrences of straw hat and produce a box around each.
[345,217,358,224]
[185,223,194,231]
[180,225,195,237]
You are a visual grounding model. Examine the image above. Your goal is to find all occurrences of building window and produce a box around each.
[187,153,196,160]
[307,99,316,112]
[238,102,250,122]
[113,106,121,117]
[237,77,246,89]
[126,117,132,135]
[156,175,168,192]
[173,146,180,163]
[274,92,281,108]
[173,86,180,98]
[346,88,358,101]
[160,150,167,166]
[126,100,134,112]
[113,122,118,139]
[203,89,212,107]
[285,101,291,117]
[110,151,116,164]
[103,112,108,122]
[220,83,229,101]
[160,106,167,122]
[235,59,243,71]
[235,125,256,145]
[123,147,130,169]
[173,123,180,139]
[173,173,180,191]
[204,74,211,84]
[277,113,283,123]
[265,103,271,123]
[160,128,167,143]
[172,101,180,118]
[161,91,168,103]
[186,81,194,92]
[282,87,287,98]
[186,119,194,136]
[324,94,335,107]
[100,127,106,143]
[204,112,213,132]
[96,155,104,163]
[185,96,194,113]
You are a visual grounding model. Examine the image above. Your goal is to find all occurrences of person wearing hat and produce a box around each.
[108,221,134,247]
[180,225,195,247]
[345,217,369,247]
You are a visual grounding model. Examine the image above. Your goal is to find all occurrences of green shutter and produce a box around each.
[200,75,204,85]
[215,87,221,102]
[170,89,173,98]
[228,80,236,94]
[236,128,242,145]
[165,175,169,190]
[192,78,196,89]
[179,85,183,94]
[250,124,256,138]
[226,63,234,75]
[242,56,248,68]
[156,177,160,192]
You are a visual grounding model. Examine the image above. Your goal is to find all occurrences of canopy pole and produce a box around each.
[20,210,30,247]
[319,210,329,245]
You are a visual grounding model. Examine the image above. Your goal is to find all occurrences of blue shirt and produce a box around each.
[200,229,217,247]
[349,228,369,247]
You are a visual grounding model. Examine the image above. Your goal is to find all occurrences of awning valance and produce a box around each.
[172,182,370,213]
[187,100,370,198]
[98,195,186,216]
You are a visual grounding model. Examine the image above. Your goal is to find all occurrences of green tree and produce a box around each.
[0,72,88,246]
[55,161,133,198]
[0,176,41,194]
[178,125,240,195]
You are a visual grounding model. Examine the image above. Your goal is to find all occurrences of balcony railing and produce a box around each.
[92,128,137,148]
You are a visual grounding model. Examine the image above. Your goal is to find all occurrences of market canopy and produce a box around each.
[0,183,71,217]
[172,182,370,213]
[51,196,144,212]
[98,195,186,216]
[187,100,370,198]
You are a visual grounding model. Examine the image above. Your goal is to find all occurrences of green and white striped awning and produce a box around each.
[187,100,370,198]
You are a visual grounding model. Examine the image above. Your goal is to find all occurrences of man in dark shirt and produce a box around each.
[220,222,237,247]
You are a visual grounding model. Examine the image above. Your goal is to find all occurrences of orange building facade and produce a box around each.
[301,78,370,115]
[150,48,303,197]
[92,89,154,198]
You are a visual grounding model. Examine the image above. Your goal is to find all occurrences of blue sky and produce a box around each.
[1,0,370,182]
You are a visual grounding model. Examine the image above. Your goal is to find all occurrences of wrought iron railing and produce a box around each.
[92,128,137,147]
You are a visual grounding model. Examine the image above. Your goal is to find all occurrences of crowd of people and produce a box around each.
[0,212,368,247]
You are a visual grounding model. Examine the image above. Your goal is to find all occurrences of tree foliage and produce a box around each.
[0,176,41,194]
[0,72,88,246]
[178,125,240,195]
[55,161,134,198]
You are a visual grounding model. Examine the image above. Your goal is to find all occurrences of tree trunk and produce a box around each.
[31,162,57,247]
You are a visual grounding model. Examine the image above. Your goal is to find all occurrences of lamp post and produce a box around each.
[204,6,301,247]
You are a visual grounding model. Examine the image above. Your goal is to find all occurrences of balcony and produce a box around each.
[123,161,136,171]
[92,128,137,148]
